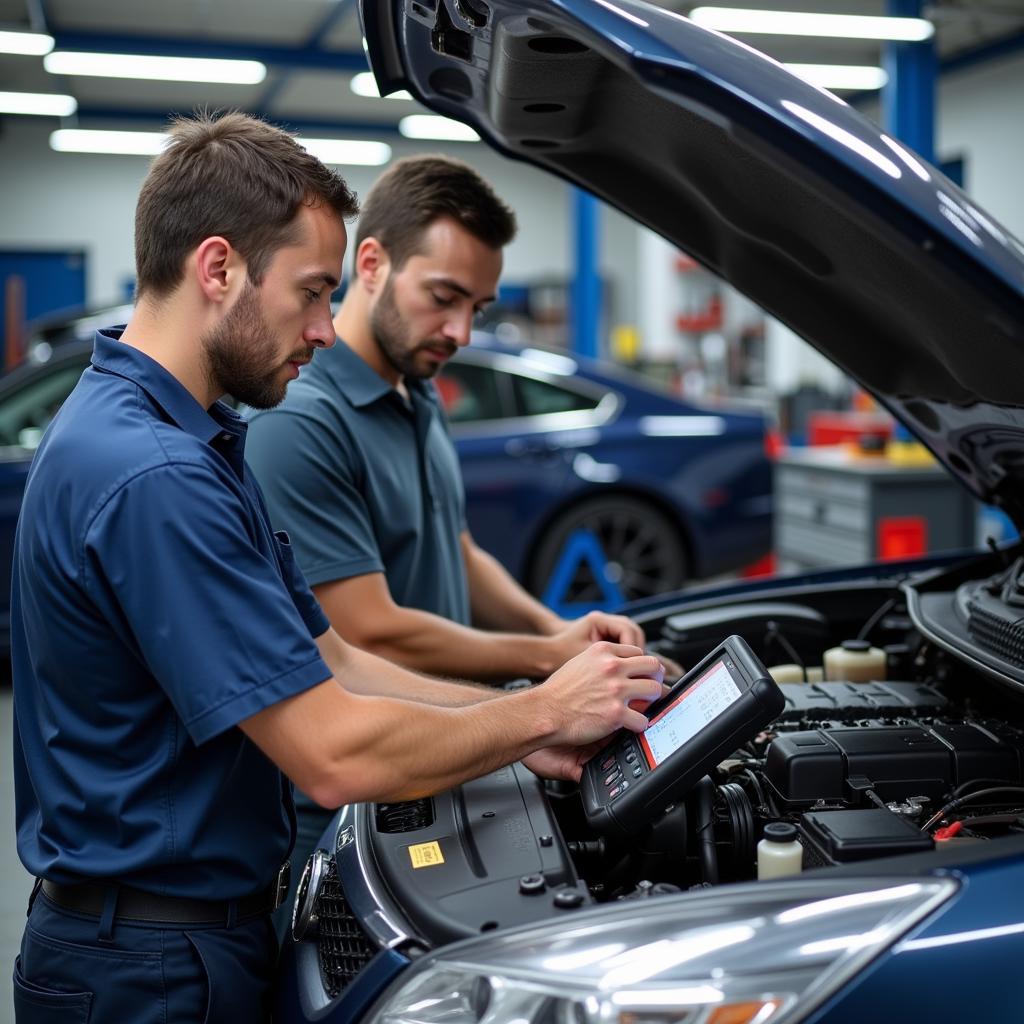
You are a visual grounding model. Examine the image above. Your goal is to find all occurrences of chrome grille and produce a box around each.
[316,858,377,998]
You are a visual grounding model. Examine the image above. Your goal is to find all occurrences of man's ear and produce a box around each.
[354,237,390,295]
[194,236,246,303]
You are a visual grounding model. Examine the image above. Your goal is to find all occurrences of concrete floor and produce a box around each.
[2,688,32,1024]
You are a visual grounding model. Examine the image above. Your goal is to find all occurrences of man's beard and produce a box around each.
[369,276,455,380]
[202,282,291,410]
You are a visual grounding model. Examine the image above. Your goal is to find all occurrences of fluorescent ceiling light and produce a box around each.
[785,63,889,90]
[44,51,266,85]
[689,7,935,41]
[399,114,479,142]
[350,72,411,100]
[50,128,392,166]
[299,137,392,166]
[0,29,54,55]
[0,91,76,117]
[50,129,168,156]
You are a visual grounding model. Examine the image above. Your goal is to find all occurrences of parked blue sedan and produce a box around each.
[0,325,771,652]
[436,334,771,611]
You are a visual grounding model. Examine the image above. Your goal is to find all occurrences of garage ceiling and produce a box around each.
[1,1,1023,138]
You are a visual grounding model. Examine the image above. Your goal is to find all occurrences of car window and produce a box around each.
[435,362,506,424]
[0,362,87,449]
[512,374,602,417]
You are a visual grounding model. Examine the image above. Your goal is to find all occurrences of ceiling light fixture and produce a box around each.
[50,128,392,165]
[350,72,411,100]
[44,51,266,85]
[0,91,77,117]
[399,114,479,142]
[0,29,54,55]
[785,63,889,90]
[299,137,392,166]
[689,7,935,41]
[50,129,168,156]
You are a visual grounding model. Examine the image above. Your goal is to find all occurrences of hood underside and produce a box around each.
[362,0,1024,522]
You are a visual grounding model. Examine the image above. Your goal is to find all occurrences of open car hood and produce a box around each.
[360,0,1024,525]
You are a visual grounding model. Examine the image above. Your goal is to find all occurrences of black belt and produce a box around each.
[40,862,290,926]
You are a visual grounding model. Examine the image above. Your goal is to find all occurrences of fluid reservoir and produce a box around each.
[757,822,804,879]
[768,663,805,683]
[823,639,886,682]
[768,664,825,683]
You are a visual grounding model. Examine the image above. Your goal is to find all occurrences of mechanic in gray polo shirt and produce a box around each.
[246,156,663,931]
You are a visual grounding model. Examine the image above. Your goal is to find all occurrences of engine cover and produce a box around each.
[368,762,589,945]
[764,720,1022,808]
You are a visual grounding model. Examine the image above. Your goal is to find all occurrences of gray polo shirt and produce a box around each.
[245,339,470,625]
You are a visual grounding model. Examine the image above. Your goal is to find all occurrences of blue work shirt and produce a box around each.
[11,329,332,900]
[246,338,470,625]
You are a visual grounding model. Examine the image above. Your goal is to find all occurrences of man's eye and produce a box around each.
[305,289,321,303]
[432,292,454,307]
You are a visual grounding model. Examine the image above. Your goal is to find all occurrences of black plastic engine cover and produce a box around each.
[764,721,1022,808]
[368,762,588,945]
[800,808,935,864]
[777,680,947,724]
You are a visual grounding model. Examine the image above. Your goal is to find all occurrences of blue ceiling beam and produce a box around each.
[74,105,404,138]
[49,29,368,73]
[256,0,356,113]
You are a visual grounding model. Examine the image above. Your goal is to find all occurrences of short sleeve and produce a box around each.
[82,461,332,745]
[245,407,385,587]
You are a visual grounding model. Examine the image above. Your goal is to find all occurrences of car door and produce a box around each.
[0,349,91,653]
[436,349,609,580]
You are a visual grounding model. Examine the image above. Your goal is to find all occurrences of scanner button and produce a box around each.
[600,755,616,771]
[625,752,637,764]
[604,771,621,787]
[632,766,643,777]
[609,785,622,798]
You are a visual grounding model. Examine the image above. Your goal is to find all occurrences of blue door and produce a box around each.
[0,249,87,370]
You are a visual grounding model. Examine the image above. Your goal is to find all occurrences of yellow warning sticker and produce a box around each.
[408,841,445,869]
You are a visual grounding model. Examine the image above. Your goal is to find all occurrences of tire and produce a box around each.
[528,494,689,605]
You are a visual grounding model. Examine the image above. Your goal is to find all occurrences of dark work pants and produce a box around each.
[13,889,278,1023]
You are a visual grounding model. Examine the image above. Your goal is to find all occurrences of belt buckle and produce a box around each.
[274,861,291,911]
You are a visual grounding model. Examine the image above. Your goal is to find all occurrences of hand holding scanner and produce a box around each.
[581,635,783,835]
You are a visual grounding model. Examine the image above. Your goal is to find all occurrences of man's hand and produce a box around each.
[522,743,603,782]
[536,641,664,746]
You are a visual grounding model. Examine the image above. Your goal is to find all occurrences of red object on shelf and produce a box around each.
[676,295,723,332]
[741,553,776,578]
[877,516,928,560]
[675,254,699,272]
[806,411,893,447]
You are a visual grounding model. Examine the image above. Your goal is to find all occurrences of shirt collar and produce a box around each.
[309,337,434,408]
[91,328,246,448]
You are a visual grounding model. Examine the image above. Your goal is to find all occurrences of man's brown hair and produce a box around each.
[355,154,516,267]
[134,111,359,299]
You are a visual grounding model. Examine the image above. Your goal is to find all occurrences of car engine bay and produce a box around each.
[307,550,1024,997]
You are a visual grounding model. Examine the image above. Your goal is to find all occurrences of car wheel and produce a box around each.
[528,495,689,605]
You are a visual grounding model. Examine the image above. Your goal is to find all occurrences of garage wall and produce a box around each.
[938,49,1024,239]
[0,118,636,335]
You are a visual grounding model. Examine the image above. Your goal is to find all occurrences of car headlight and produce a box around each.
[365,877,955,1024]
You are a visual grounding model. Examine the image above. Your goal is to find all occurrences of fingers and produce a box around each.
[619,706,654,734]
[656,654,685,680]
[585,612,646,647]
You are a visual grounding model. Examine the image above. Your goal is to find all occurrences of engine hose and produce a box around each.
[719,782,755,872]
[693,776,719,885]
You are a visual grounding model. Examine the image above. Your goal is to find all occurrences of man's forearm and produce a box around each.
[463,539,563,635]
[316,626,509,704]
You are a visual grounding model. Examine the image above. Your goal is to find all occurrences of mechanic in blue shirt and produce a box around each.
[10,113,664,1024]
[245,156,672,934]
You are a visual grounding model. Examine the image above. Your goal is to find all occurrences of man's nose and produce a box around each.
[441,307,474,347]
[307,308,337,349]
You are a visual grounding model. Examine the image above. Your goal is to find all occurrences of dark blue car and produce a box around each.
[0,322,770,650]
[278,2,1024,1022]
[437,334,771,611]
